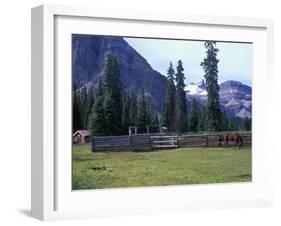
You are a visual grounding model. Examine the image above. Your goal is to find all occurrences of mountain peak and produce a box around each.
[185,79,252,118]
[185,79,207,96]
[72,35,167,112]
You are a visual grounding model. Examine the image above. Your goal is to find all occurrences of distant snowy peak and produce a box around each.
[185,79,207,96]
[185,79,252,119]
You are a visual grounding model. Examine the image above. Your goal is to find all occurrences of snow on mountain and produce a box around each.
[185,79,207,96]
[185,79,252,118]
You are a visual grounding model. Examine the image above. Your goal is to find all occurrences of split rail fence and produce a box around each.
[91,132,251,151]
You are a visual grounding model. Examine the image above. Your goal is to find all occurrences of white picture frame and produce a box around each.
[31,4,274,221]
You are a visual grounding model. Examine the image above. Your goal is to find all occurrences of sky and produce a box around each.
[124,37,253,86]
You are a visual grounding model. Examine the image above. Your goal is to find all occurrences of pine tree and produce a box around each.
[198,106,208,132]
[242,117,251,131]
[175,60,187,132]
[80,87,88,129]
[73,82,81,132]
[228,117,238,131]
[151,113,160,133]
[129,89,138,126]
[137,88,147,130]
[200,41,222,131]
[221,111,230,131]
[161,101,168,128]
[85,87,94,129]
[163,62,176,131]
[146,97,154,125]
[122,90,131,134]
[103,54,123,135]
[152,113,160,125]
[188,98,199,132]
[88,78,107,135]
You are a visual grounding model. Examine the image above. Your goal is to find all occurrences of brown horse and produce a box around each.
[223,132,243,149]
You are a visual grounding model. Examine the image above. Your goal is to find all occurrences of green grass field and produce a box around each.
[72,145,252,190]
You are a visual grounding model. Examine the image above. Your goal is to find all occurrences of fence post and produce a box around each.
[148,135,152,150]
[91,136,94,152]
[206,136,209,147]
[129,135,132,151]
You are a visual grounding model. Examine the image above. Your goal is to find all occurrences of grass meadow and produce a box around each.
[72,145,251,190]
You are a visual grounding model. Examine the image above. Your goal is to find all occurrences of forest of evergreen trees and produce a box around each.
[73,54,159,136]
[72,43,251,136]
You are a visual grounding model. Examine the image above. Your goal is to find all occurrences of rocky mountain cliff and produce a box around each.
[185,80,252,118]
[72,35,167,111]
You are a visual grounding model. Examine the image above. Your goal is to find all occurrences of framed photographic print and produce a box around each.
[31,4,274,221]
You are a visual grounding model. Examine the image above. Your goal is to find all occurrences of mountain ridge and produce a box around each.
[72,35,167,112]
[185,79,252,118]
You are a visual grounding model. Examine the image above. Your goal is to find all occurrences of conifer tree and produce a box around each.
[129,89,138,126]
[228,117,238,131]
[200,41,222,131]
[175,60,187,132]
[103,54,123,135]
[164,62,176,131]
[122,90,131,134]
[146,97,154,125]
[88,79,107,136]
[242,117,251,131]
[161,102,168,128]
[84,87,94,129]
[152,113,160,125]
[188,98,199,132]
[80,87,88,129]
[137,88,147,130]
[198,106,208,132]
[73,82,81,132]
[221,111,230,131]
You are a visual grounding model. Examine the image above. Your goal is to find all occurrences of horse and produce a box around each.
[223,132,243,149]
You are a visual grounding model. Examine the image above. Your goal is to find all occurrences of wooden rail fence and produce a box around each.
[177,133,251,148]
[91,134,178,151]
[91,133,251,151]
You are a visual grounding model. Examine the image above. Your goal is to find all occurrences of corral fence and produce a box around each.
[91,134,177,151]
[177,132,251,148]
[91,132,251,151]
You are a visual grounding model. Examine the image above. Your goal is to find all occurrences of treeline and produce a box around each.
[187,98,251,132]
[73,85,94,132]
[160,41,251,133]
[73,54,159,135]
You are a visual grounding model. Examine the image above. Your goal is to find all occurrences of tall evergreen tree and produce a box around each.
[241,117,251,131]
[228,117,238,131]
[151,113,160,133]
[200,41,222,131]
[88,78,107,135]
[175,60,187,132]
[163,62,176,131]
[188,98,199,132]
[137,88,147,130]
[129,89,138,126]
[221,111,230,131]
[161,101,168,128]
[80,87,88,129]
[198,106,208,132]
[103,54,123,135]
[122,90,131,134]
[146,97,154,125]
[73,82,81,132]
[152,113,160,125]
[84,87,94,129]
